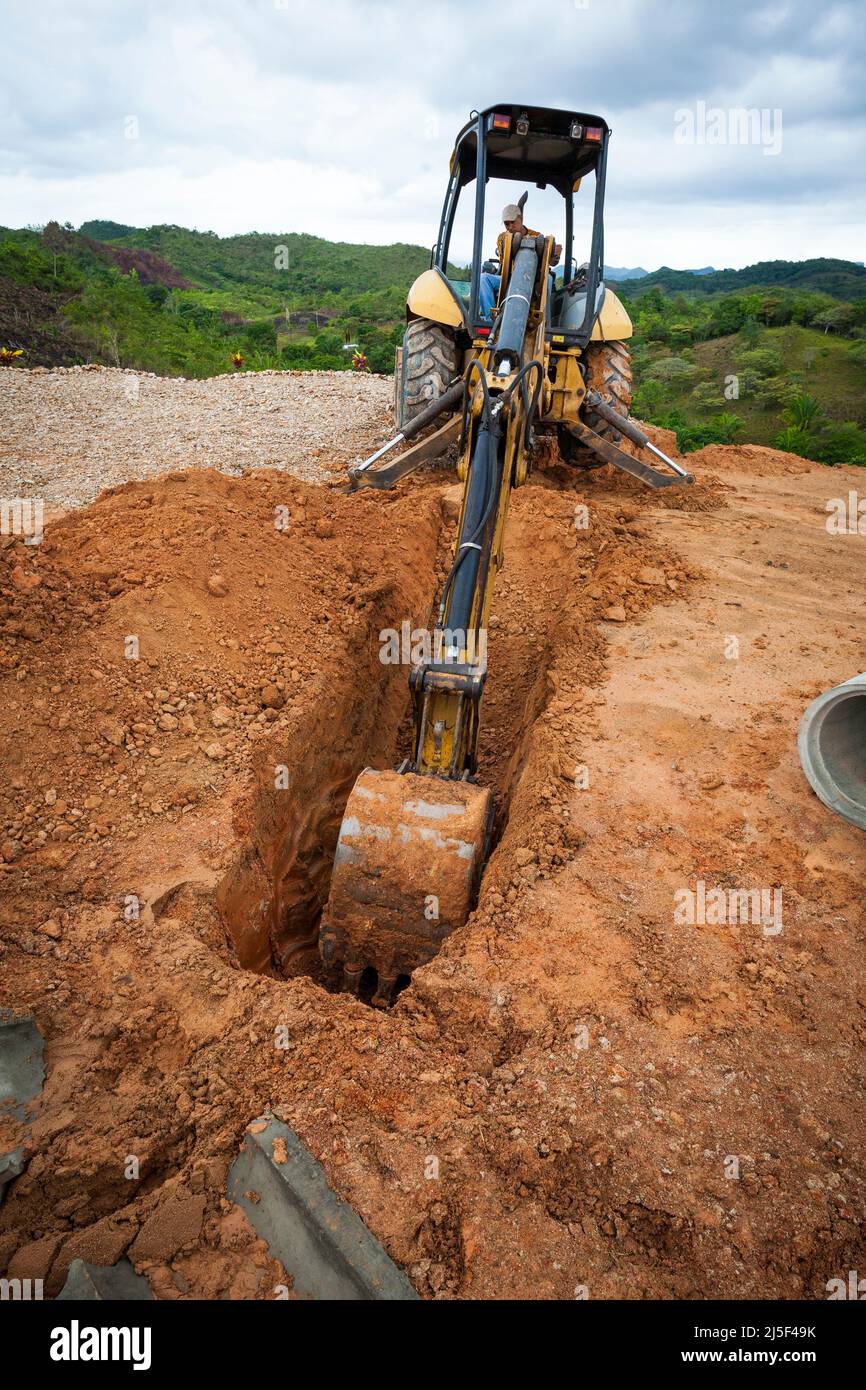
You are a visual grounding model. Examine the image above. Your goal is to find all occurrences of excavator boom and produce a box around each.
[318,161,693,1006]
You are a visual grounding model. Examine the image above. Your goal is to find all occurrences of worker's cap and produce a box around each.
[501,203,522,223]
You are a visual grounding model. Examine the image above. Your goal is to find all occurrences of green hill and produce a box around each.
[104,224,433,299]
[1,220,864,464]
[618,257,866,300]
[0,220,428,375]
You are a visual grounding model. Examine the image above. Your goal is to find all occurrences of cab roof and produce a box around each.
[450,103,609,195]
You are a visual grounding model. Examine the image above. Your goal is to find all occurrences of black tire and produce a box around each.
[582,339,633,442]
[398,317,458,428]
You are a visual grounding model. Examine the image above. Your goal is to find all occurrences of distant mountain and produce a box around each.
[616,258,866,300]
[606,265,715,281]
[79,220,137,242]
[605,265,649,280]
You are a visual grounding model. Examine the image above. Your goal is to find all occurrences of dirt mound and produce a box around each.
[1,429,864,1301]
[690,441,813,475]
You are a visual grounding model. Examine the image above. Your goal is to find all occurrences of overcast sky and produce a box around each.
[1,0,864,269]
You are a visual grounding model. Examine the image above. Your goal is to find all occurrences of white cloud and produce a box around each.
[1,0,863,269]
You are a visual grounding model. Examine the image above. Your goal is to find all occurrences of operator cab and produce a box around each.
[434,103,611,344]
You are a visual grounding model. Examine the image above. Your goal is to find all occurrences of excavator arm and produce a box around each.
[318,234,691,1006]
[319,238,549,1005]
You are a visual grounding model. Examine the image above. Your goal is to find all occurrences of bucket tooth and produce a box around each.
[371,972,397,1009]
[343,964,364,996]
[319,768,492,1000]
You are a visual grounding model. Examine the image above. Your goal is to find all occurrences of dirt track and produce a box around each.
[1,368,864,1300]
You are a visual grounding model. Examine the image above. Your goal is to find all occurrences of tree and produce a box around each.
[814,422,866,467]
[708,412,744,443]
[782,392,823,432]
[774,426,814,458]
[814,304,854,335]
[645,355,699,384]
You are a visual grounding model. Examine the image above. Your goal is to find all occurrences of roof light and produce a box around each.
[491,112,511,132]
[569,121,584,140]
[585,126,603,142]
[515,113,530,136]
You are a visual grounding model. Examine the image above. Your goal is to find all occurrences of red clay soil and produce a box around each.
[1,436,864,1300]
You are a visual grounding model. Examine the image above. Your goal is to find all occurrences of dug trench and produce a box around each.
[1,438,864,1300]
[212,447,697,993]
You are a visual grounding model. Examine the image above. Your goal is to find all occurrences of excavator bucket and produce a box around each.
[319,768,492,1006]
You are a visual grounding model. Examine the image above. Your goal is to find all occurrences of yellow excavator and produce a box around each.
[318,104,692,1006]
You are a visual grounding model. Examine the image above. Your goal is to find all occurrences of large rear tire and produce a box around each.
[582,339,633,442]
[398,317,458,428]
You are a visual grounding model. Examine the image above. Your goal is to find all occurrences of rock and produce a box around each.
[261,683,284,710]
[514,847,537,867]
[128,1193,206,1264]
[602,605,627,623]
[39,919,62,938]
[157,714,178,732]
[11,565,41,593]
[99,720,125,747]
[636,566,666,587]
[37,844,77,869]
[56,1216,136,1273]
[7,1234,62,1282]
[211,705,232,727]
[314,518,334,539]
[44,788,57,805]
[205,741,226,760]
[207,574,229,597]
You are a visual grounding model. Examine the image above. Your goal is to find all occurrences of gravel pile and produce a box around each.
[0,365,394,508]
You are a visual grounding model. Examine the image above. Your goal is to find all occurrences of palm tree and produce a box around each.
[783,392,823,432]
[710,412,745,443]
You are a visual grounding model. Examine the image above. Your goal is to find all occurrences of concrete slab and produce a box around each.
[0,1010,45,1205]
[0,1009,45,1118]
[57,1258,154,1301]
[0,1146,25,1205]
[228,1117,419,1300]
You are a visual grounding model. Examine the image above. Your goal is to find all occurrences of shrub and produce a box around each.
[782,392,824,432]
[813,423,866,467]
[774,426,815,458]
[644,355,699,384]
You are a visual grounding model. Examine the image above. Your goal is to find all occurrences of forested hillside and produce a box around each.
[1,219,864,464]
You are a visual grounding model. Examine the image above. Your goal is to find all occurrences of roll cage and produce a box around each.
[432,103,610,346]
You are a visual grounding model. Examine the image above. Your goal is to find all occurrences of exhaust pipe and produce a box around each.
[798,672,866,831]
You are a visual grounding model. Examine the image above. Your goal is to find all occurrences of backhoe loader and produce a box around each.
[318,104,692,1006]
